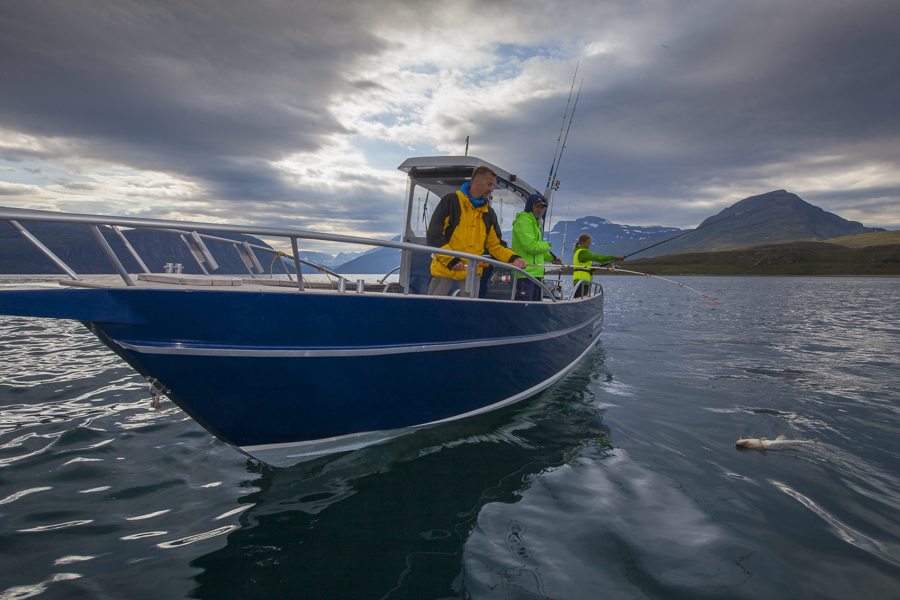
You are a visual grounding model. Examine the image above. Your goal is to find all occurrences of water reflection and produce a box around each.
[190,353,613,600]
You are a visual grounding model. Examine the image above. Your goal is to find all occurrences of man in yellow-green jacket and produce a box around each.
[511,194,563,301]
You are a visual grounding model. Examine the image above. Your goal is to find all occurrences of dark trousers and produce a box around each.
[573,279,591,298]
[515,278,543,302]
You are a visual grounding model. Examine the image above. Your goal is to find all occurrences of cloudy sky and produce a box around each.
[1,0,898,253]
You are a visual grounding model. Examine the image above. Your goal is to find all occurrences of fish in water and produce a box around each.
[736,435,819,450]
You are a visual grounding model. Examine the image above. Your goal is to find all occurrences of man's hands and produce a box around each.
[512,258,527,269]
[613,256,625,261]
[552,257,563,265]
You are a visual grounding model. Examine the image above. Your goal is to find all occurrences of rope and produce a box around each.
[269,251,314,288]
[269,251,288,278]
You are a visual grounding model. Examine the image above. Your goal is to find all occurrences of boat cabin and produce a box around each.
[397,156,538,298]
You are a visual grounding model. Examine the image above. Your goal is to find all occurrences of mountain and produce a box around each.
[3,191,882,275]
[620,240,900,276]
[295,250,364,269]
[333,237,401,274]
[0,222,275,275]
[542,217,683,263]
[610,190,883,259]
[334,248,400,274]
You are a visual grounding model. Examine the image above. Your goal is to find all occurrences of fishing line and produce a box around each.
[601,266,721,305]
[623,208,756,260]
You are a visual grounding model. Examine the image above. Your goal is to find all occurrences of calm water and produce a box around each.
[1,276,898,599]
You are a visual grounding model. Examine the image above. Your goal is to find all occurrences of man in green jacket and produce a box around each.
[511,194,562,301]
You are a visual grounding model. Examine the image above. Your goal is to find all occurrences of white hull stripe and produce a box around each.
[113,313,602,358]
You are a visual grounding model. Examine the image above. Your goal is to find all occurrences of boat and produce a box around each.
[0,156,604,467]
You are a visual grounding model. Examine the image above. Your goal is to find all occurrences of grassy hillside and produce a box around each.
[618,241,900,275]
[822,230,900,248]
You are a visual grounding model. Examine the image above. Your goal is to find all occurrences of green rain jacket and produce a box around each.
[573,247,617,282]
[512,211,554,278]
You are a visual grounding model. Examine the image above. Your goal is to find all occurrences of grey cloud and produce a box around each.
[50,180,98,191]
[1,0,897,234]
[474,0,900,227]
[0,0,384,191]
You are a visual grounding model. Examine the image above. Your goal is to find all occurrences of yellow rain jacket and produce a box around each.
[427,191,519,280]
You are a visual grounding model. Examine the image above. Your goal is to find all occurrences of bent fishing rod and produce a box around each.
[618,207,755,261]
[596,265,721,305]
[525,262,721,305]
[522,206,751,306]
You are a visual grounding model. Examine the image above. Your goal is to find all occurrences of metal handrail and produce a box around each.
[0,206,559,301]
[137,226,345,280]
[378,266,400,282]
[568,278,602,300]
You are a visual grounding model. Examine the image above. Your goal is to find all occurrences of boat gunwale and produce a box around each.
[0,205,575,302]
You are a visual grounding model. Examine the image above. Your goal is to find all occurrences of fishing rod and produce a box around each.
[544,68,582,244]
[544,62,579,198]
[544,80,583,246]
[545,78,583,236]
[621,208,755,260]
[526,263,721,305]
[548,78,582,204]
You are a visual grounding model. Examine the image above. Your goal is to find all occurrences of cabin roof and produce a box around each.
[398,156,537,206]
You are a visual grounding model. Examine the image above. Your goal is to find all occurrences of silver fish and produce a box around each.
[736,434,819,450]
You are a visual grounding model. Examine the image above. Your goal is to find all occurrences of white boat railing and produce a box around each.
[1,206,561,301]
[569,278,603,300]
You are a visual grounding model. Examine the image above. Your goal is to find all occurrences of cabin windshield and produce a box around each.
[405,180,528,240]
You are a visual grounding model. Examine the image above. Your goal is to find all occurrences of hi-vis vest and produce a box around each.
[573,247,592,282]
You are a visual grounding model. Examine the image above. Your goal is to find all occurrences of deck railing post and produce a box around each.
[464,259,479,298]
[188,231,219,271]
[290,237,304,291]
[110,225,151,273]
[234,241,264,278]
[7,220,81,280]
[179,234,210,275]
[87,224,135,286]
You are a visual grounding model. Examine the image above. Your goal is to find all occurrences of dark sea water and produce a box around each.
[1,275,899,599]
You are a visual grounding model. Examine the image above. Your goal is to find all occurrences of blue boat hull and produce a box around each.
[0,287,603,463]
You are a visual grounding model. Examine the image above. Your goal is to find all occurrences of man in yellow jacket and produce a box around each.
[426,166,526,296]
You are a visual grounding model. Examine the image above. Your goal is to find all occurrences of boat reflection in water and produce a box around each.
[189,353,612,599]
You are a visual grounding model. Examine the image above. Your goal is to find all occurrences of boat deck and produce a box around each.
[58,274,402,294]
